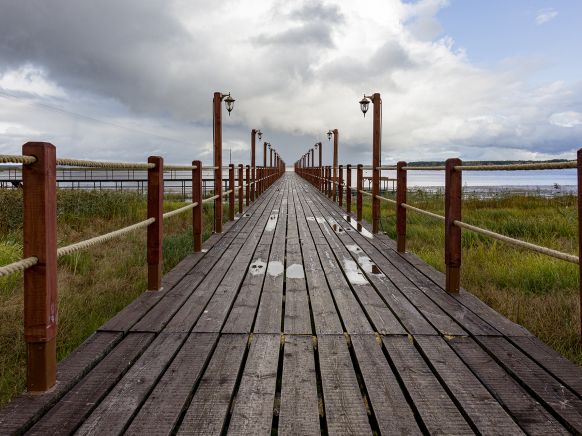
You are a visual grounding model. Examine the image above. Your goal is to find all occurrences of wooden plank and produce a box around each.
[125,333,218,435]
[478,336,582,433]
[292,185,343,335]
[350,335,421,435]
[74,332,186,435]
[303,190,439,336]
[193,193,282,333]
[177,334,248,435]
[449,337,570,435]
[511,335,582,397]
[317,335,372,435]
[382,335,473,434]
[222,244,271,334]
[26,333,154,435]
[165,188,284,333]
[254,187,288,334]
[227,334,280,435]
[414,335,525,434]
[283,239,312,334]
[278,335,320,436]
[131,184,280,333]
[0,332,121,434]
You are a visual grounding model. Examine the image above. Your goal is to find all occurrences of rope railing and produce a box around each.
[0,154,37,165]
[453,220,578,264]
[55,158,155,169]
[0,257,39,277]
[164,164,198,171]
[375,195,397,204]
[359,189,373,197]
[402,203,445,221]
[163,202,199,220]
[402,165,446,171]
[203,194,220,203]
[456,161,577,171]
[56,218,155,257]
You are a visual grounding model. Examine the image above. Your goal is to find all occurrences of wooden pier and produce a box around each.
[2,173,582,434]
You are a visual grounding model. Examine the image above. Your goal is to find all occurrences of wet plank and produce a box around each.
[382,335,473,435]
[125,333,218,435]
[228,334,280,435]
[278,335,320,436]
[317,334,372,435]
[177,334,248,435]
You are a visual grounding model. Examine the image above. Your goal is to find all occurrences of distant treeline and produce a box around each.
[407,159,572,167]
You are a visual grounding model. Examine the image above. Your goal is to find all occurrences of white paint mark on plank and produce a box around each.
[267,261,284,277]
[250,259,267,276]
[343,259,369,285]
[286,264,305,279]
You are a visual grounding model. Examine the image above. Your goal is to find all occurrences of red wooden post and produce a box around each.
[332,129,338,202]
[445,158,462,293]
[251,130,256,201]
[213,92,223,233]
[357,164,363,221]
[371,93,381,234]
[578,149,582,342]
[192,160,202,252]
[238,164,243,214]
[346,164,352,214]
[23,142,57,392]
[147,156,164,291]
[338,164,344,207]
[245,164,250,206]
[396,161,407,253]
[229,164,235,221]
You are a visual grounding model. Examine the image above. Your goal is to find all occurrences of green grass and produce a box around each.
[359,189,582,365]
[0,189,229,406]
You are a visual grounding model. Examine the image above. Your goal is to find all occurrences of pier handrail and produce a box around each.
[0,143,285,393]
[295,150,582,341]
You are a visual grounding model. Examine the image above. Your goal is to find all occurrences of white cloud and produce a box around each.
[536,8,558,25]
[549,111,582,128]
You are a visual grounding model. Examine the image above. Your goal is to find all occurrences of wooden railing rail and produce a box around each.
[0,142,285,393]
[295,152,582,339]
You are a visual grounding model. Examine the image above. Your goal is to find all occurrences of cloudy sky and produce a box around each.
[0,0,580,166]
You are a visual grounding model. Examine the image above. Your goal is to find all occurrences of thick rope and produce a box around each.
[401,203,445,221]
[454,220,578,264]
[376,166,397,170]
[55,158,155,169]
[0,257,38,277]
[0,155,37,165]
[163,202,199,219]
[57,218,155,257]
[222,189,233,197]
[164,165,197,171]
[376,195,397,204]
[359,190,373,197]
[203,195,220,203]
[402,166,446,171]
[456,161,577,171]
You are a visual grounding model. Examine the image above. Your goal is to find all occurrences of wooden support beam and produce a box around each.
[147,156,164,291]
[192,160,202,252]
[445,158,462,293]
[23,141,57,393]
[396,161,407,253]
[346,164,352,214]
[229,164,235,221]
[357,164,363,222]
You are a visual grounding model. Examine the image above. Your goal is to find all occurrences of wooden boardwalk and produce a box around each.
[2,173,582,435]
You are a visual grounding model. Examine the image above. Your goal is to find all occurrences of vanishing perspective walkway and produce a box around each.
[2,173,582,435]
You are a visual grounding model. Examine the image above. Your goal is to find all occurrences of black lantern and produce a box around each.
[359,96,370,117]
[257,129,262,141]
[224,93,235,115]
[327,130,333,141]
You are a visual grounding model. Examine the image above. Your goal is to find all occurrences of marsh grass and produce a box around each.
[0,189,225,406]
[360,189,582,365]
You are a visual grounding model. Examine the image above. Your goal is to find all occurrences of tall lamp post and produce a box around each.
[327,129,339,201]
[213,91,235,234]
[251,129,262,201]
[359,93,382,233]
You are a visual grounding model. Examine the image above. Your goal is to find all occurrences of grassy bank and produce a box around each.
[361,189,582,365]
[0,189,221,406]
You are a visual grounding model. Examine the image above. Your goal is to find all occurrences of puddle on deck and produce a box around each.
[286,263,305,279]
[342,215,373,239]
[265,214,279,231]
[343,259,369,285]
[249,259,267,276]
[267,260,284,277]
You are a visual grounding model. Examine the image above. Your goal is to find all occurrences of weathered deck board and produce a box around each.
[3,173,582,435]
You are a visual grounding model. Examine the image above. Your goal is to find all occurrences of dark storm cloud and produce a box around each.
[0,1,188,112]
